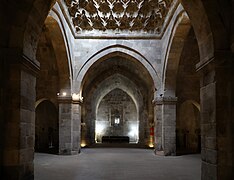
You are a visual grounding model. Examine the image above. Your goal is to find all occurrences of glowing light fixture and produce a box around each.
[149,134,154,148]
[148,143,154,148]
[72,93,83,102]
[81,143,86,148]
[96,123,105,134]
[114,117,120,125]
[128,125,138,138]
[62,92,67,96]
[72,93,79,100]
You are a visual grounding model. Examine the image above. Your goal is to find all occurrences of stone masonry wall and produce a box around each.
[96,89,138,143]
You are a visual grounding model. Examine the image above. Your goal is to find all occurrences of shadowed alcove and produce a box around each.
[80,54,155,147]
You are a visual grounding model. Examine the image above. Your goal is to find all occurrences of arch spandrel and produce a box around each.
[75,45,160,97]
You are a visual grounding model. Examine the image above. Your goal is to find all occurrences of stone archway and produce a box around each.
[1,0,233,179]
[80,54,154,147]
[161,1,233,178]
[36,14,78,155]
[44,16,72,93]
[154,8,193,156]
[35,99,58,153]
[175,28,200,154]
[176,100,200,154]
[95,88,139,143]
[162,11,191,96]
[82,73,147,146]
[76,46,160,95]
[0,0,56,178]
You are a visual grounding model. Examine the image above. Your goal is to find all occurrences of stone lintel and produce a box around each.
[152,96,177,105]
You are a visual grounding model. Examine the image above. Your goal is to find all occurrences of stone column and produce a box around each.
[197,52,233,180]
[58,96,82,155]
[71,99,82,154]
[1,49,39,179]
[58,97,72,155]
[153,96,177,156]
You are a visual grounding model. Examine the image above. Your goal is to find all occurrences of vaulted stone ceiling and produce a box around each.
[64,0,173,34]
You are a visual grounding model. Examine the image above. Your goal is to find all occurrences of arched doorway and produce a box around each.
[35,13,72,155]
[35,100,58,153]
[177,100,200,154]
[80,54,155,147]
[95,88,139,144]
[175,28,201,155]
[1,0,234,179]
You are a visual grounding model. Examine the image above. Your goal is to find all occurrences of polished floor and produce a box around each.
[35,148,201,180]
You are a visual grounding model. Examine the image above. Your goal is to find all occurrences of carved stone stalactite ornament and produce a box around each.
[126,0,138,16]
[113,0,124,14]
[84,0,97,15]
[105,14,118,30]
[79,10,93,31]
[91,14,106,31]
[98,0,111,15]
[68,3,78,17]
[65,0,173,34]
[144,10,161,32]
[118,13,132,30]
[130,15,144,31]
[79,0,88,9]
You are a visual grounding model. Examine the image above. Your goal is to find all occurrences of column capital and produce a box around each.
[57,96,72,104]
[152,96,177,105]
[57,96,83,105]
[72,99,83,105]
[71,93,83,105]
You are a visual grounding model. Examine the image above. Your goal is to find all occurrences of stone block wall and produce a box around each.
[154,97,177,155]
[35,100,58,153]
[58,99,81,155]
[2,53,38,179]
[72,103,81,153]
[96,89,138,143]
[59,102,72,154]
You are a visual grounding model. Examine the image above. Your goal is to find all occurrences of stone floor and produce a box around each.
[34,148,201,180]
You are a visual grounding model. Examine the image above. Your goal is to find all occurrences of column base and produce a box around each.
[59,149,80,155]
[154,150,165,156]
[154,150,176,156]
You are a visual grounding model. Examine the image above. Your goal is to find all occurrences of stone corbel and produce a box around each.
[152,96,177,105]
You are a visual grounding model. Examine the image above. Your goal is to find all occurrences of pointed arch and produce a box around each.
[76,45,160,94]
[44,16,72,92]
[163,11,191,96]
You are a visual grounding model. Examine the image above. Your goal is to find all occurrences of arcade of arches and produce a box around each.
[0,0,234,179]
